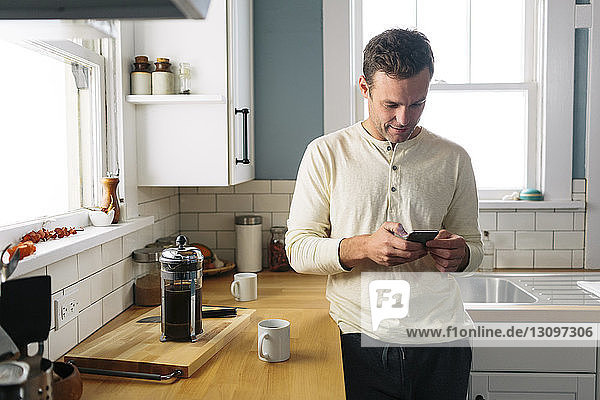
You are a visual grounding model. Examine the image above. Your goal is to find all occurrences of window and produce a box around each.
[0,39,106,226]
[359,0,538,197]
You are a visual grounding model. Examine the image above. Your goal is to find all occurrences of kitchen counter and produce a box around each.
[76,270,600,399]
[77,271,345,400]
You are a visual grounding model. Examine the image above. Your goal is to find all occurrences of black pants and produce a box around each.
[340,332,472,400]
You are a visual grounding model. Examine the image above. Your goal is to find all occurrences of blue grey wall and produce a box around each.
[253,0,323,180]
[573,28,588,179]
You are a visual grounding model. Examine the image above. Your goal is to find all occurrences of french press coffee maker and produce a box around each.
[159,235,203,342]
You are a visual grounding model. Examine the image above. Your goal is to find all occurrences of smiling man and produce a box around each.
[286,29,482,399]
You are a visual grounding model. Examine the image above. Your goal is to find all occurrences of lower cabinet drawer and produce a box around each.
[472,347,596,373]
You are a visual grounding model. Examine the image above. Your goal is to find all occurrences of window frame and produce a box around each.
[0,37,107,229]
[323,0,575,202]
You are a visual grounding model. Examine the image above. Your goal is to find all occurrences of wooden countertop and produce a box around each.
[78,271,345,400]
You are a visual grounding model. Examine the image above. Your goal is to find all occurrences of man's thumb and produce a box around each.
[383,222,408,237]
[437,229,452,239]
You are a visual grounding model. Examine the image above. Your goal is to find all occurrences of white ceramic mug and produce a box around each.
[258,319,290,362]
[230,272,257,301]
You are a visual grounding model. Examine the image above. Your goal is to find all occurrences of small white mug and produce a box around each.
[258,319,290,362]
[230,272,257,301]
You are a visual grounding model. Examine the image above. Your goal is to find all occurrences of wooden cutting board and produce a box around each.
[64,307,255,378]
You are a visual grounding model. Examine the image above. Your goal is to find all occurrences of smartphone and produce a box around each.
[405,230,439,244]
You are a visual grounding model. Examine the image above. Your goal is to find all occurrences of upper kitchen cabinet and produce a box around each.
[128,0,253,186]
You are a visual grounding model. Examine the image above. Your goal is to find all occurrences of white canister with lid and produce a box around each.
[235,215,262,272]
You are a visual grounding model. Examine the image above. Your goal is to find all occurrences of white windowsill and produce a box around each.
[8,216,154,279]
[479,200,585,210]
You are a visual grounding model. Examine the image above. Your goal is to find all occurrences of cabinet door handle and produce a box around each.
[235,108,251,165]
[474,395,485,400]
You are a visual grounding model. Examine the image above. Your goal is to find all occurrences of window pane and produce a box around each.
[471,0,525,83]
[0,40,83,226]
[419,90,527,190]
[416,0,469,83]
[362,0,417,46]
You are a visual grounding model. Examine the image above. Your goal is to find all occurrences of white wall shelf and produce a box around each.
[125,94,226,105]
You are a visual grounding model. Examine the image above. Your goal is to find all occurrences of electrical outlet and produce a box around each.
[54,288,79,330]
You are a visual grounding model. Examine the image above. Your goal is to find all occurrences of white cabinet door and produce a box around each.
[228,0,254,185]
[470,372,595,400]
[131,0,254,186]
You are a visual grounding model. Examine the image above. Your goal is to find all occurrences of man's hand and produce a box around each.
[425,229,469,272]
[339,222,427,269]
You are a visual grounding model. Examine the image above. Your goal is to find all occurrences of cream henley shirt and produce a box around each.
[285,122,483,344]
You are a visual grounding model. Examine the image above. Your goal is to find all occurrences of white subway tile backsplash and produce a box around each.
[217,231,235,249]
[111,258,133,289]
[496,250,533,268]
[497,212,534,230]
[489,231,514,250]
[272,213,289,228]
[217,194,253,212]
[516,231,553,249]
[68,278,91,310]
[102,238,123,267]
[165,214,179,236]
[254,194,290,212]
[122,231,138,260]
[157,197,171,220]
[102,282,133,324]
[554,231,584,249]
[152,219,166,241]
[573,179,586,193]
[90,268,112,304]
[48,318,77,361]
[138,201,159,219]
[574,213,585,230]
[18,266,46,280]
[536,212,573,231]
[77,246,102,279]
[197,213,235,230]
[47,256,78,293]
[181,231,217,248]
[153,187,177,198]
[196,186,234,194]
[78,300,102,342]
[180,213,199,231]
[137,187,154,203]
[139,226,153,247]
[271,180,296,194]
[180,194,217,212]
[170,195,180,215]
[534,250,572,268]
[573,250,584,268]
[234,180,271,193]
[478,212,496,231]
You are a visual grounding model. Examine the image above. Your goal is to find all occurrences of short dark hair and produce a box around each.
[363,29,434,86]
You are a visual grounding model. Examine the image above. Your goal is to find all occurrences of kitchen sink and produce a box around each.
[454,276,537,304]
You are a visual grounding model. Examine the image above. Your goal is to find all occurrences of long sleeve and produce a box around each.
[285,141,348,275]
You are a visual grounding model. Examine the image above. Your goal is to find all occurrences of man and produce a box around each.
[286,29,482,399]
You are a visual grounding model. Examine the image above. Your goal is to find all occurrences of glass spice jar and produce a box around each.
[178,62,192,94]
[268,226,290,272]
